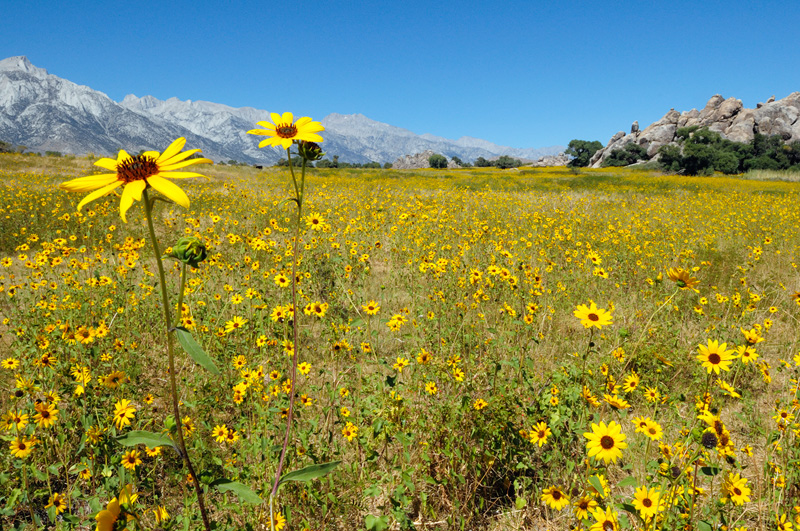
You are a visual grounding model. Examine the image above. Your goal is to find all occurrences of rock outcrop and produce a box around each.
[529,153,570,167]
[392,150,460,169]
[591,92,800,167]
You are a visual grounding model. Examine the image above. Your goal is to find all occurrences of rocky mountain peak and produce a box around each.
[0,56,48,78]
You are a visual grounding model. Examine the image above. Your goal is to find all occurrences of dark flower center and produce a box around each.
[588,313,599,321]
[708,353,721,364]
[733,487,742,496]
[18,442,26,450]
[552,490,561,500]
[642,498,652,507]
[276,124,298,138]
[117,155,159,183]
[600,435,615,449]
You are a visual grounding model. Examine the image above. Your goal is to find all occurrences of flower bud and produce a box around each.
[167,237,207,268]
[297,141,324,161]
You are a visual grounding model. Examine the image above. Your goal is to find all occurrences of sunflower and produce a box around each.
[584,421,627,464]
[529,421,551,447]
[723,472,751,505]
[10,436,36,459]
[112,399,136,430]
[696,339,736,374]
[573,495,598,520]
[248,112,324,150]
[46,492,67,514]
[667,267,700,291]
[632,486,660,519]
[59,137,211,222]
[541,486,570,511]
[33,402,59,428]
[573,301,613,329]
[589,507,619,531]
[121,449,142,470]
[362,300,381,315]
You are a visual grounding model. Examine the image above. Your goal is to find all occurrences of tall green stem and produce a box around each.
[143,190,211,531]
[270,152,306,523]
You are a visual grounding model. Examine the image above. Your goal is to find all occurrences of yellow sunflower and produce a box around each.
[667,267,700,290]
[541,486,570,511]
[247,112,324,150]
[573,301,613,329]
[584,420,627,464]
[59,137,211,222]
[696,339,736,374]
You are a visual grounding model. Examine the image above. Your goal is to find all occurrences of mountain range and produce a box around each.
[0,56,563,165]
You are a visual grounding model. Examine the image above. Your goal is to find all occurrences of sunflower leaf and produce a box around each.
[277,461,342,490]
[116,430,174,449]
[617,475,638,488]
[588,475,605,495]
[174,327,220,375]
[209,478,262,504]
[700,466,721,477]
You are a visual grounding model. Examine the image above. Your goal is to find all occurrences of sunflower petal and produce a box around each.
[158,171,210,179]
[76,181,122,212]
[159,148,202,167]
[158,158,212,171]
[119,180,146,223]
[281,111,294,124]
[147,175,190,209]
[157,138,187,163]
[60,174,118,192]
[247,128,271,136]
[296,132,324,143]
[270,113,283,125]
[94,158,120,171]
[255,121,276,130]
[295,116,312,127]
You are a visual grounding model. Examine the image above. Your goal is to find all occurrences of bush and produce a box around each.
[428,154,448,169]
[474,157,492,167]
[494,155,522,169]
[601,143,647,167]
[565,140,603,167]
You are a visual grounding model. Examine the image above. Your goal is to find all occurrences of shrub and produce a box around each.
[428,154,448,169]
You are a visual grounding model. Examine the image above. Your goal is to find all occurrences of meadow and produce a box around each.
[1,151,799,531]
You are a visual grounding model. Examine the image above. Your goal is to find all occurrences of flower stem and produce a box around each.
[143,190,211,531]
[270,151,305,505]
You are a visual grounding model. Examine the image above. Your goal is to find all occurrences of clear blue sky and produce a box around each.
[4,0,800,149]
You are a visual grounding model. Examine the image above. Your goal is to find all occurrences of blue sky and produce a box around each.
[5,0,800,149]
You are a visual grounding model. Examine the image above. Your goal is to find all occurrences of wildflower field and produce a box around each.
[2,149,800,530]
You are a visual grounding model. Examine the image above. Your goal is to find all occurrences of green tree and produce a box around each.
[451,156,464,167]
[565,139,603,167]
[383,162,393,169]
[474,156,492,167]
[428,154,448,169]
[494,155,521,169]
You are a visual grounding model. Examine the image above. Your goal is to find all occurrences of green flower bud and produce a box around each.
[167,237,208,268]
[297,141,325,162]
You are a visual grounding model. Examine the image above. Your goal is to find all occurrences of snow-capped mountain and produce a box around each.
[0,56,563,164]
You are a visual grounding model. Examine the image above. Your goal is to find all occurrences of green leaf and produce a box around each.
[116,430,174,449]
[588,475,605,495]
[365,515,390,531]
[617,476,638,488]
[278,461,341,489]
[697,520,713,531]
[515,496,527,509]
[174,327,220,375]
[209,479,262,504]
[700,466,721,477]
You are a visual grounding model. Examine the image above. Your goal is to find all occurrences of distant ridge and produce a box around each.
[0,56,563,164]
